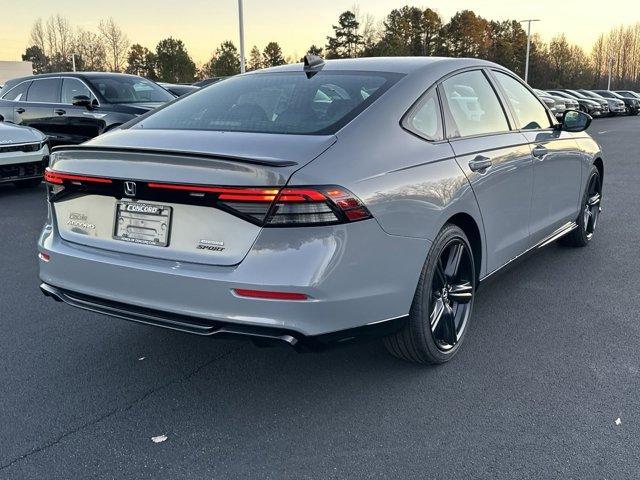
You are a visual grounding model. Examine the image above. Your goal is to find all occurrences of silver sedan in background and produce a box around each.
[39,57,603,364]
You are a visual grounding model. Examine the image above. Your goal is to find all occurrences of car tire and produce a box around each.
[13,178,42,189]
[383,224,476,364]
[560,164,601,248]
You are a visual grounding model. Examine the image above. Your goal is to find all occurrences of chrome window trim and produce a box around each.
[1,76,101,107]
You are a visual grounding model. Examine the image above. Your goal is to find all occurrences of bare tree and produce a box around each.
[47,15,73,58]
[99,18,130,72]
[75,29,107,71]
[29,18,47,53]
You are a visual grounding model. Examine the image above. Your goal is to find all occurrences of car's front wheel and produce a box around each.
[383,224,476,364]
[560,164,602,247]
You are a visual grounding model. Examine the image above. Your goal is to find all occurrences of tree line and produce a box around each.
[21,9,640,90]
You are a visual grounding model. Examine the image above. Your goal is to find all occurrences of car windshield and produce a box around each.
[88,76,175,104]
[134,71,402,135]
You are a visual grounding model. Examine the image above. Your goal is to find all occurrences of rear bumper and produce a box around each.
[40,282,407,351]
[39,219,429,337]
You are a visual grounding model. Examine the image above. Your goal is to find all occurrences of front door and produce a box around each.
[48,77,104,145]
[490,70,582,244]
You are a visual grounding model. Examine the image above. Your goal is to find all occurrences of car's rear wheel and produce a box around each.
[560,164,601,247]
[13,178,42,189]
[383,224,475,364]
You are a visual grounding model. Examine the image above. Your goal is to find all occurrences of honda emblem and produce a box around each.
[124,181,137,197]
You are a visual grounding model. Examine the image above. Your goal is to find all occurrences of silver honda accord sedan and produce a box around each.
[38,57,603,364]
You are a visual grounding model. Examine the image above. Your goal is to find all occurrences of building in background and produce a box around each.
[0,61,33,86]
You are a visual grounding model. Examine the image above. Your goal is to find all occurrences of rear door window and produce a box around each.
[441,70,509,138]
[2,81,31,101]
[26,78,61,103]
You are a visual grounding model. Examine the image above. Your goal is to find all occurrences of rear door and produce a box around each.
[0,80,31,122]
[440,69,533,274]
[490,70,582,243]
[14,78,60,141]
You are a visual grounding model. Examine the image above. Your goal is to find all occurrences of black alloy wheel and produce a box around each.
[430,239,474,350]
[383,224,476,364]
[583,171,601,240]
[560,165,602,247]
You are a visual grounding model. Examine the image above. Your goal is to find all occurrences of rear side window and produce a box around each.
[493,71,551,130]
[26,78,61,103]
[441,70,509,138]
[134,71,402,135]
[61,78,94,104]
[404,88,443,141]
[2,81,31,101]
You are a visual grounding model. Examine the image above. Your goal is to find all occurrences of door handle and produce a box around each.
[15,108,25,114]
[532,145,549,159]
[468,155,492,173]
[54,109,66,116]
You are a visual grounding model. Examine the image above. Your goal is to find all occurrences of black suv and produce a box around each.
[0,73,175,146]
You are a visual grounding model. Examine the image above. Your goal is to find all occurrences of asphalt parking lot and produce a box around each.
[1,116,639,479]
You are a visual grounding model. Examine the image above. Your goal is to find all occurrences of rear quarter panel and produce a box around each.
[290,64,487,276]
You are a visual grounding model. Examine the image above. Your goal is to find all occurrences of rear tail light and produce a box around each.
[45,168,372,227]
[149,182,372,227]
[44,168,112,185]
[264,186,371,226]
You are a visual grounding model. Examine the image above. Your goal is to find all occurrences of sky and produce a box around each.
[1,0,638,65]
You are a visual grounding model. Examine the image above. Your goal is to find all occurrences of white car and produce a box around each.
[0,118,49,188]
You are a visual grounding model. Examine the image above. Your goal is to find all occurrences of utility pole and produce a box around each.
[520,19,540,84]
[71,53,76,72]
[607,56,614,90]
[238,0,246,73]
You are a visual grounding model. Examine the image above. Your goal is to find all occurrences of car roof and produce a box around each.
[255,57,502,75]
[4,72,147,85]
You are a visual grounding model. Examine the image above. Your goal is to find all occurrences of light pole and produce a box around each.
[71,53,77,72]
[520,19,540,84]
[238,0,246,73]
[607,55,614,90]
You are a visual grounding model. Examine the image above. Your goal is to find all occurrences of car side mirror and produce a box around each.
[72,95,93,109]
[0,114,4,122]
[559,110,591,132]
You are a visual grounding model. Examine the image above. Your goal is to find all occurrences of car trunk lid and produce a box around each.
[48,130,336,266]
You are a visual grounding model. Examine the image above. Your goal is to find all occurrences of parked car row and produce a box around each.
[538,88,640,118]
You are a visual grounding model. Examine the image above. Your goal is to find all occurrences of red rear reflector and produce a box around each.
[44,168,112,185]
[233,289,308,301]
[38,252,50,262]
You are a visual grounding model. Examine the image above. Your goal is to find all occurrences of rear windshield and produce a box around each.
[133,71,403,135]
